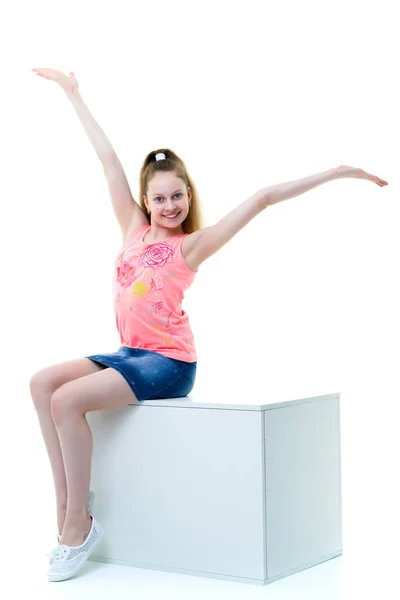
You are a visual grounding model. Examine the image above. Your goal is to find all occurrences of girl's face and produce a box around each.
[145,172,191,230]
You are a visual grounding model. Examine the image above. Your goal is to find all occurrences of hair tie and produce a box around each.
[155,152,166,161]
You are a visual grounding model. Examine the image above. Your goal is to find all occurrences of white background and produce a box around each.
[1,0,399,596]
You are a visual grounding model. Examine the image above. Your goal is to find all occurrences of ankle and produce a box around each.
[64,512,90,529]
[61,516,91,540]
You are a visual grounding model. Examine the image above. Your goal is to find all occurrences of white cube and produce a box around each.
[87,392,342,585]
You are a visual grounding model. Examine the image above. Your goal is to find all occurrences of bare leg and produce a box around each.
[29,359,107,536]
[53,410,93,547]
[32,400,69,535]
[50,367,138,547]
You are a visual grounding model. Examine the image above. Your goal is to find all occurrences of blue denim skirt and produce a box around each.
[85,346,197,402]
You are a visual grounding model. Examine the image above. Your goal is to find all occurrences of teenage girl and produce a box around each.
[30,68,388,582]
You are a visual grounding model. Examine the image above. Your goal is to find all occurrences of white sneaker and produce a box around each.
[47,516,103,582]
[56,490,95,544]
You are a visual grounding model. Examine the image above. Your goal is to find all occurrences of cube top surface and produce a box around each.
[137,392,339,410]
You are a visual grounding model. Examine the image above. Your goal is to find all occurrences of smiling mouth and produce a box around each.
[163,211,181,219]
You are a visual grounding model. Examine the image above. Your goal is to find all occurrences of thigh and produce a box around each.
[51,367,139,417]
[30,358,108,409]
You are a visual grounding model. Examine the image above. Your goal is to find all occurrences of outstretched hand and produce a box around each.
[32,68,79,95]
[336,165,388,187]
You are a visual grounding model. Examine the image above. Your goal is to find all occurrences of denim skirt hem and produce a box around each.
[85,346,197,402]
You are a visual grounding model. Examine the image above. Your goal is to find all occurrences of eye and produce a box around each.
[154,193,182,202]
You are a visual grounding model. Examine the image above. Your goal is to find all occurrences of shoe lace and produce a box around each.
[46,545,66,561]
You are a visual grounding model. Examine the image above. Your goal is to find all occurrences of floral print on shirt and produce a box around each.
[115,240,180,345]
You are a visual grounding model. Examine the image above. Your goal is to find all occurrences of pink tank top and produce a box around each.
[113,224,198,362]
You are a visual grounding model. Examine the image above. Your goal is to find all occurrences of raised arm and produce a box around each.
[32,68,147,238]
[187,165,388,269]
[259,165,388,208]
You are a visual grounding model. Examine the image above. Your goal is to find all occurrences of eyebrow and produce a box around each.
[151,189,183,197]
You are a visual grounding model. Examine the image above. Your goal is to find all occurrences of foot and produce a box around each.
[47,516,103,582]
[59,516,92,548]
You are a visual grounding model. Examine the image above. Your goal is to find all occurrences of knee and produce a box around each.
[29,368,54,410]
[50,385,76,423]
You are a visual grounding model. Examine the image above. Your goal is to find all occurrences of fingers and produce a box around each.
[371,175,388,186]
[32,68,49,79]
[364,170,388,186]
[339,166,388,187]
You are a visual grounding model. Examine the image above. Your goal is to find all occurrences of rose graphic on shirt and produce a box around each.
[139,242,174,270]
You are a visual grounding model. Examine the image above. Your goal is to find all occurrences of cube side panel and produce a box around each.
[265,396,342,579]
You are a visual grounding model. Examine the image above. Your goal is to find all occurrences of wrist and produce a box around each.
[333,165,357,180]
[65,88,82,104]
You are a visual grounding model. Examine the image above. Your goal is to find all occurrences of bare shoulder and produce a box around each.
[181,228,205,272]
[121,207,149,242]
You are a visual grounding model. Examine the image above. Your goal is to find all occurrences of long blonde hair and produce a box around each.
[138,148,205,233]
